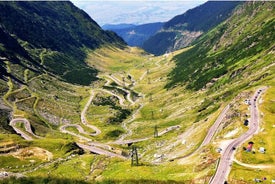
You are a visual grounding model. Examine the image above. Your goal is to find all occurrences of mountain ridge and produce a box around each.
[0,1,274,183]
[103,22,164,47]
[0,1,125,85]
[166,1,274,91]
[142,1,242,55]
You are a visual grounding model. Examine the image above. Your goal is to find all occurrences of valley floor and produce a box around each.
[0,46,274,183]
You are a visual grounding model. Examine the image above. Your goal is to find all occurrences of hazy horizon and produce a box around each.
[71,1,207,26]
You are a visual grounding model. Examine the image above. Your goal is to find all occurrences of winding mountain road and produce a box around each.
[9,118,41,140]
[59,124,92,142]
[81,90,101,136]
[201,105,230,147]
[76,143,127,159]
[210,87,267,184]
[115,86,135,105]
[59,124,112,150]
[97,88,126,106]
[103,75,136,105]
[107,74,131,87]
[8,57,192,159]
[169,104,230,161]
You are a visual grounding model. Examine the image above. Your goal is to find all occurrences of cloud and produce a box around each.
[71,1,206,26]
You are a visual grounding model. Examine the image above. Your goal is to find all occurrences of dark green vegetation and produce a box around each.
[0,1,274,184]
[93,95,132,124]
[0,109,14,134]
[104,22,164,47]
[0,1,125,85]
[163,1,242,31]
[0,177,89,184]
[167,1,275,91]
[143,1,242,55]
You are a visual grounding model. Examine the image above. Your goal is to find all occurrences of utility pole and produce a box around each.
[131,146,138,166]
[154,125,158,138]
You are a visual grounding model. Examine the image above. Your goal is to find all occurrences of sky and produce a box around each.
[71,1,207,26]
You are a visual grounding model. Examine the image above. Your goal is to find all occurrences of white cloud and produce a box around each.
[71,1,207,26]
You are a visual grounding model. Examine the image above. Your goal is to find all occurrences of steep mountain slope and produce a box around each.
[143,1,242,55]
[0,1,125,136]
[104,22,164,47]
[0,1,274,184]
[167,1,274,91]
[0,1,125,85]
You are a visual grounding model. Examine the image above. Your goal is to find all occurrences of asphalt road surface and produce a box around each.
[201,105,230,147]
[9,118,41,140]
[169,105,230,161]
[76,143,126,159]
[210,87,267,184]
[81,90,101,136]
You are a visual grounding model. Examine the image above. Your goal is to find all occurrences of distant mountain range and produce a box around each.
[0,1,274,183]
[107,1,242,55]
[144,1,242,55]
[102,24,136,30]
[103,22,164,47]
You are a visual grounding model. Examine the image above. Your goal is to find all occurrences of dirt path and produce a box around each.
[233,159,273,169]
[139,71,147,81]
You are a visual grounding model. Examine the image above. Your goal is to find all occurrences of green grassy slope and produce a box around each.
[142,1,241,55]
[167,2,274,91]
[227,83,275,183]
[0,1,274,184]
[0,1,125,85]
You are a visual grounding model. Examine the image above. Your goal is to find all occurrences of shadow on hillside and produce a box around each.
[0,177,88,184]
[0,177,188,184]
